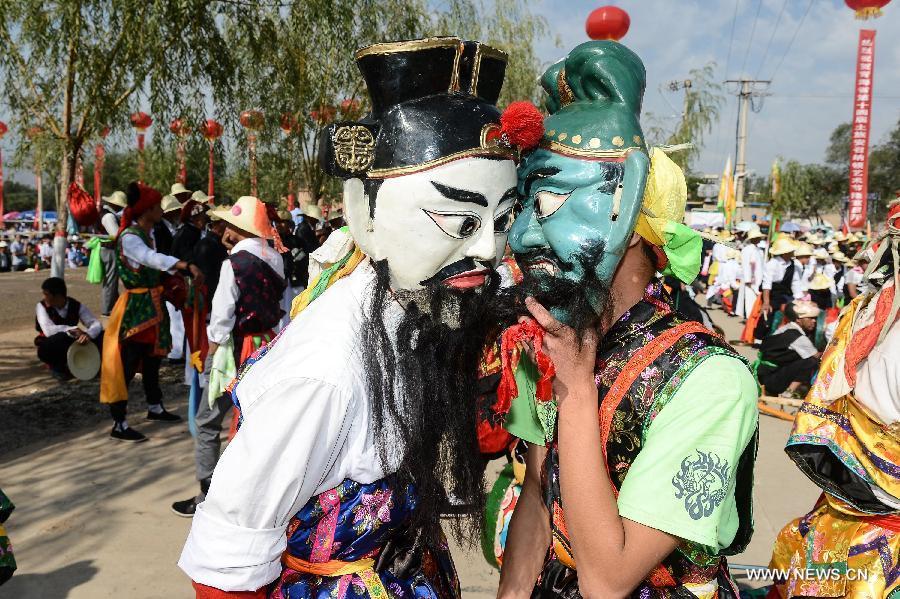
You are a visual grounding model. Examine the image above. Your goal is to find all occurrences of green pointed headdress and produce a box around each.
[540,41,647,159]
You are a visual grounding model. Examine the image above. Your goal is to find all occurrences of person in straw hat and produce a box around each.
[761,236,798,316]
[100,182,204,443]
[755,299,821,397]
[792,242,815,299]
[498,41,756,597]
[98,190,129,315]
[170,196,285,518]
[34,276,103,380]
[769,200,900,597]
[181,36,528,597]
[157,194,186,362]
[737,228,766,320]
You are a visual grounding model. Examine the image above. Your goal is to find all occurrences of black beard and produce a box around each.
[361,260,510,545]
[514,243,615,341]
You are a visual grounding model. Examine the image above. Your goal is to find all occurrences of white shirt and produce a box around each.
[761,256,790,291]
[207,237,286,345]
[100,211,120,237]
[180,260,403,591]
[38,242,53,260]
[712,243,730,264]
[716,259,741,288]
[779,322,818,360]
[35,300,102,339]
[740,243,764,289]
[792,259,810,298]
[119,229,179,273]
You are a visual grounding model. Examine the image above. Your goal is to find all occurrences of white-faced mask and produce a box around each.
[345,156,518,290]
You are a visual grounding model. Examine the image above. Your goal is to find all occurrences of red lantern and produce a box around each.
[845,0,892,18]
[200,119,224,141]
[0,121,7,140]
[586,6,630,41]
[201,119,224,201]
[280,112,298,135]
[310,105,336,124]
[169,118,191,137]
[239,109,265,130]
[130,111,152,131]
[100,126,111,138]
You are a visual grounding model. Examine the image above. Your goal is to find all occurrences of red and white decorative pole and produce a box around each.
[200,119,224,202]
[130,112,153,183]
[170,118,191,184]
[240,110,264,197]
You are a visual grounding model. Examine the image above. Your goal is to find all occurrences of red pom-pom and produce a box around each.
[500,101,544,151]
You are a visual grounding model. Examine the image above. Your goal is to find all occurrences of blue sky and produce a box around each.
[529,0,900,176]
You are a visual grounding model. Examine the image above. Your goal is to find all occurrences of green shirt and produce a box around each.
[616,354,758,551]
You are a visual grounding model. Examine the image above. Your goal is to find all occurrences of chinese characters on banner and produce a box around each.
[848,29,876,230]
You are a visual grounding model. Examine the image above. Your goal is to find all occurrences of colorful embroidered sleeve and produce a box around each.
[616,354,757,551]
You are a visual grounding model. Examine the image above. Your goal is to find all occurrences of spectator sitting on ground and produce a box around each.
[38,236,53,268]
[35,277,103,380]
[756,300,822,397]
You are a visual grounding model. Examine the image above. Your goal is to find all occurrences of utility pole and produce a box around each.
[725,78,769,219]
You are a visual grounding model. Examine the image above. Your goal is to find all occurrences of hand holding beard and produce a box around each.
[523,296,599,406]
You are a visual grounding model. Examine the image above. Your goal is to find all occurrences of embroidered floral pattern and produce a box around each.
[352,489,393,535]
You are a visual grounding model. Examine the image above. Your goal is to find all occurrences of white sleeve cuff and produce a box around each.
[178,503,285,591]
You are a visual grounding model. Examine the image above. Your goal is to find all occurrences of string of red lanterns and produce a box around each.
[200,119,224,201]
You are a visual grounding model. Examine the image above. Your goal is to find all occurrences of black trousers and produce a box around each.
[759,356,819,395]
[36,333,102,375]
[109,341,163,423]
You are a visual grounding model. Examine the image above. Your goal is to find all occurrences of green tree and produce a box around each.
[775,160,843,221]
[869,117,900,220]
[0,0,239,277]
[644,63,725,173]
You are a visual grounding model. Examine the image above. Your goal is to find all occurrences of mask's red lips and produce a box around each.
[443,268,490,289]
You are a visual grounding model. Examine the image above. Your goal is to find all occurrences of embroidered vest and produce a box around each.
[538,283,756,598]
[35,298,81,335]
[229,251,286,338]
[276,477,460,598]
[115,227,170,350]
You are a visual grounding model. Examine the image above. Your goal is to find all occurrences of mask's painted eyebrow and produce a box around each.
[523,166,562,200]
[499,187,518,204]
[430,181,488,207]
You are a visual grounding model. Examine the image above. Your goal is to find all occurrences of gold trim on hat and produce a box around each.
[355,37,462,59]
[468,43,507,97]
[557,68,574,107]
[367,146,514,179]
[540,139,638,159]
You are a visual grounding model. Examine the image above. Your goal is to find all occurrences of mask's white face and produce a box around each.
[345,157,518,290]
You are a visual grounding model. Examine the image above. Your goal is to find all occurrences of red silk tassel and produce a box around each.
[494,318,556,415]
[177,139,187,184]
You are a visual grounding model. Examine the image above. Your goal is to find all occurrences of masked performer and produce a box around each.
[179,37,540,598]
[496,41,758,599]
[769,202,900,598]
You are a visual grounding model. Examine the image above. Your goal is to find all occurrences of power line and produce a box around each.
[769,0,814,83]
[739,0,764,76]
[754,0,789,80]
[723,0,742,78]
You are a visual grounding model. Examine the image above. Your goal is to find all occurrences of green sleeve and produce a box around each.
[616,354,758,551]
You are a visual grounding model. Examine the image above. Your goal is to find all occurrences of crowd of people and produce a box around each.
[0,232,89,272]
[2,35,899,599]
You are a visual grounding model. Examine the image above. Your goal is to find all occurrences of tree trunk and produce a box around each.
[51,144,79,279]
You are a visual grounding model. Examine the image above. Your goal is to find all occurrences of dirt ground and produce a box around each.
[0,270,820,598]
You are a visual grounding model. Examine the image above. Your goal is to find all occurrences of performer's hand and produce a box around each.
[762,301,772,315]
[189,264,205,285]
[524,296,598,404]
[75,332,89,345]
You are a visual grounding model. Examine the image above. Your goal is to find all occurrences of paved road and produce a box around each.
[0,292,820,598]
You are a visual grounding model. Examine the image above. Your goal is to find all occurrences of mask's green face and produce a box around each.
[509,148,649,311]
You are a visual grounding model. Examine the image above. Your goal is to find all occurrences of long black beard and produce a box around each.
[514,244,616,341]
[361,260,511,545]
